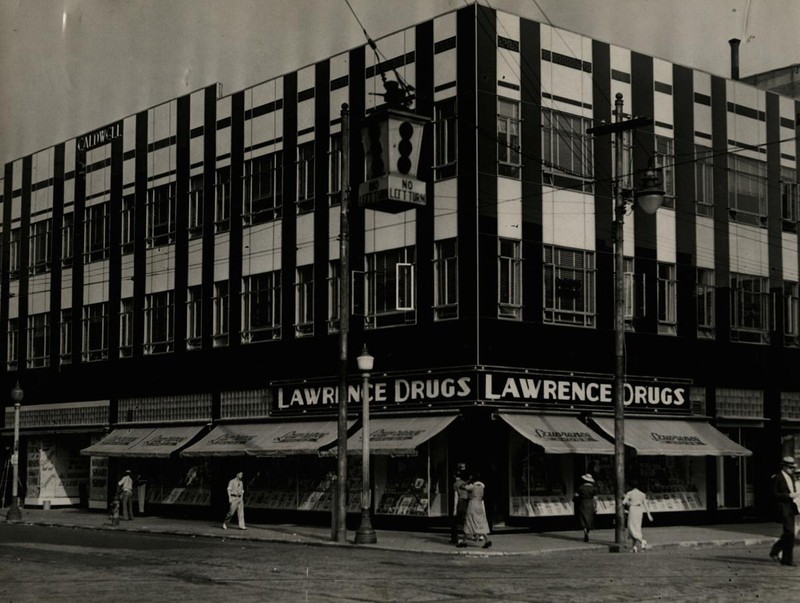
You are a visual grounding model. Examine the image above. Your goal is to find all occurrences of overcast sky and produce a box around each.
[1,0,798,167]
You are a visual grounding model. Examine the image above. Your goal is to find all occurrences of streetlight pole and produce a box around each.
[354,345,377,544]
[6,382,24,522]
[588,93,663,551]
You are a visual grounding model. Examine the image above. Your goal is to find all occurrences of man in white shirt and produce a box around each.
[117,470,134,520]
[769,456,800,566]
[222,471,246,530]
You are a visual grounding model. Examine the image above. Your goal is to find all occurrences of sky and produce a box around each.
[1,0,798,167]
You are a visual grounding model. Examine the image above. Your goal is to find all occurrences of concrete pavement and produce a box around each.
[2,506,782,556]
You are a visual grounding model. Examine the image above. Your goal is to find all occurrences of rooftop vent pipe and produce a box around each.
[729,38,741,80]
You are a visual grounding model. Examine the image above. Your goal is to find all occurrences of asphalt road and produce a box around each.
[1,525,799,602]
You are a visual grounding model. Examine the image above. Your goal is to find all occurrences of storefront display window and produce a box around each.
[717,427,755,509]
[509,432,574,517]
[25,437,90,506]
[142,460,213,506]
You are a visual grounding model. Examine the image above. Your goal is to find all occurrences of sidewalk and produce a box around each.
[3,506,780,556]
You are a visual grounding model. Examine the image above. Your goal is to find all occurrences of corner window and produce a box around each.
[498,238,522,320]
[365,247,416,329]
[497,98,521,178]
[542,108,594,190]
[543,245,595,327]
[434,98,457,180]
[781,167,798,233]
[433,238,458,320]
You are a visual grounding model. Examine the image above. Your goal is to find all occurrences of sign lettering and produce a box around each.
[77,122,122,152]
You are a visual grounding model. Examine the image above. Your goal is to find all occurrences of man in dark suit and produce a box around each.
[769,456,800,567]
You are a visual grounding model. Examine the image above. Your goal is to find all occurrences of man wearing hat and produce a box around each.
[117,469,135,520]
[769,456,800,566]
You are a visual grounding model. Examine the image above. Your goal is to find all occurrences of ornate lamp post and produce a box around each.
[6,382,24,522]
[354,345,377,544]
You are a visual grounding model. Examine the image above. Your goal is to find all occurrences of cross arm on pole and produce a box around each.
[587,116,653,137]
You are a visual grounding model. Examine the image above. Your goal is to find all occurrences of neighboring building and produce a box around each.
[2,3,799,529]
[742,64,800,100]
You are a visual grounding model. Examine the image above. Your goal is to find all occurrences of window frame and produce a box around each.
[241,271,282,342]
[694,144,714,217]
[146,182,177,246]
[244,151,283,224]
[784,281,799,347]
[213,281,230,347]
[26,312,50,368]
[730,273,770,344]
[82,302,109,362]
[84,202,111,261]
[498,238,522,320]
[186,285,202,350]
[434,97,457,180]
[28,218,53,275]
[697,268,715,339]
[295,265,314,337]
[497,98,521,178]
[433,238,459,320]
[296,141,315,214]
[543,245,596,327]
[119,299,133,358]
[542,108,594,189]
[143,291,175,355]
[657,262,678,334]
[365,247,417,329]
[728,156,768,227]
[655,135,675,209]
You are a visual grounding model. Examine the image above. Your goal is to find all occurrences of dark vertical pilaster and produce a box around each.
[711,76,730,342]
[17,157,32,373]
[1,164,13,370]
[108,133,123,360]
[201,85,217,350]
[132,111,148,358]
[49,145,66,369]
[314,60,331,333]
[282,75,298,342]
[72,148,87,362]
[228,92,245,348]
[348,47,366,346]
[766,92,783,345]
[174,94,191,352]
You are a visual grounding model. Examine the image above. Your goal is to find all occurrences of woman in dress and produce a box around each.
[574,473,597,542]
[459,473,492,549]
[623,479,653,552]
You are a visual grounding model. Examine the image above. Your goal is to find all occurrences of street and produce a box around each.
[1,525,799,602]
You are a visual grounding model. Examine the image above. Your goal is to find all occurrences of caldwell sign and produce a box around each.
[77,122,122,152]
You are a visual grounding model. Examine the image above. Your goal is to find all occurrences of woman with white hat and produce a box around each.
[574,473,597,542]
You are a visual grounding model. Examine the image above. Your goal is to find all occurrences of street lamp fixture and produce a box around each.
[6,381,24,522]
[589,93,664,551]
[354,344,377,544]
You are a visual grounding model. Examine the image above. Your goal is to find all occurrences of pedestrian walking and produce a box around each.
[450,468,469,545]
[117,469,134,520]
[574,473,597,542]
[222,471,246,530]
[458,472,492,549]
[623,479,653,553]
[769,456,800,566]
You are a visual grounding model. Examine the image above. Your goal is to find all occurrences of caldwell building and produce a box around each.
[2,3,799,530]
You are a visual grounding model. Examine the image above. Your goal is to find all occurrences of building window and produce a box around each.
[146,183,177,246]
[328,135,343,206]
[498,238,522,320]
[60,309,72,364]
[782,167,798,233]
[119,299,133,358]
[188,176,204,238]
[731,273,770,344]
[121,195,135,253]
[29,219,52,275]
[187,286,202,350]
[61,213,74,267]
[8,228,20,278]
[695,145,714,217]
[434,238,458,320]
[728,156,767,227]
[365,247,416,329]
[497,98,521,178]
[697,268,715,339]
[84,203,110,261]
[327,260,341,334]
[6,318,18,370]
[297,142,315,214]
[623,257,635,331]
[785,281,799,347]
[242,271,282,342]
[657,262,677,334]
[295,265,314,337]
[215,166,231,233]
[434,97,457,180]
[213,281,229,347]
[244,151,282,224]
[544,245,596,327]
[654,136,675,209]
[26,313,50,368]
[144,291,174,355]
[82,302,109,362]
[542,108,594,189]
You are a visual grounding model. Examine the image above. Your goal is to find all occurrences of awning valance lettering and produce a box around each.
[340,415,457,456]
[80,428,154,457]
[590,417,752,456]
[80,426,205,458]
[500,413,614,455]
[181,420,346,457]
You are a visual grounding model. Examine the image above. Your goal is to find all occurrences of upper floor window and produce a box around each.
[694,145,714,217]
[242,271,282,342]
[146,183,176,246]
[188,176,204,238]
[295,265,314,337]
[215,166,231,233]
[434,97,457,180]
[29,219,52,275]
[781,167,798,233]
[121,194,135,253]
[542,109,594,189]
[144,291,174,355]
[497,98,521,178]
[654,136,675,209]
[187,285,202,350]
[6,318,18,370]
[60,309,72,365]
[119,299,133,358]
[434,238,458,320]
[623,257,635,331]
[498,238,522,320]
[244,151,282,224]
[84,203,110,261]
[657,262,677,334]
[328,135,343,206]
[327,260,341,334]
[213,280,229,347]
[728,156,767,227]
[365,247,416,329]
[697,268,715,339]
[82,302,109,362]
[61,214,74,267]
[785,281,799,347]
[297,142,315,214]
[730,273,770,344]
[26,313,50,368]
[543,245,595,327]
[8,228,20,278]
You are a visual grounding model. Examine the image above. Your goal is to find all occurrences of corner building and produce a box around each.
[2,3,799,529]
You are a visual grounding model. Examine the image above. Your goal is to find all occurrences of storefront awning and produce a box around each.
[121,425,205,458]
[343,415,457,456]
[181,420,346,457]
[500,413,614,455]
[590,417,753,456]
[80,428,155,457]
